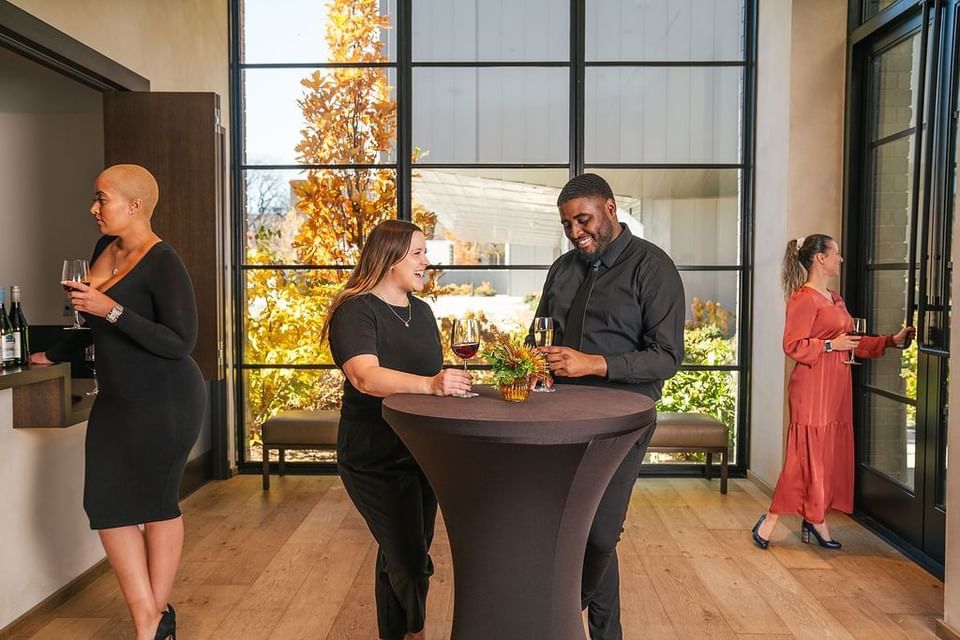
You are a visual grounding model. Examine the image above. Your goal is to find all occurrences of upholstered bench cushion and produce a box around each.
[262,410,340,446]
[650,412,727,448]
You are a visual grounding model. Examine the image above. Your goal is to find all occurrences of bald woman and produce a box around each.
[35,164,203,640]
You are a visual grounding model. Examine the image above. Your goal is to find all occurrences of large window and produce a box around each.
[233,0,755,469]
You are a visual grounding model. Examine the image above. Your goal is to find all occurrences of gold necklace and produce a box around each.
[370,291,412,327]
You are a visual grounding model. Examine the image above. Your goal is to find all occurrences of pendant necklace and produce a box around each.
[371,291,413,327]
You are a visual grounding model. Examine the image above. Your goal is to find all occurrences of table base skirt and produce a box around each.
[394,426,647,640]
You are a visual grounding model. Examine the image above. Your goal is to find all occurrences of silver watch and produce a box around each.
[105,304,124,324]
[824,339,833,353]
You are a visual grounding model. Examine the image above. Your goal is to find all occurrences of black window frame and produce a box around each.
[228,0,759,477]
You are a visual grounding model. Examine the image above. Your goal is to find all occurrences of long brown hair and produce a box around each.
[781,233,834,299]
[321,220,423,343]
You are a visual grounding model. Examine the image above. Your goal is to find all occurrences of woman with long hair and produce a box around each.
[325,219,472,640]
[751,234,914,549]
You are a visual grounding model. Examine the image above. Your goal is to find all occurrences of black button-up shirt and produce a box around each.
[530,224,685,400]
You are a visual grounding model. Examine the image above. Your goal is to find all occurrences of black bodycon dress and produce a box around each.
[50,236,206,529]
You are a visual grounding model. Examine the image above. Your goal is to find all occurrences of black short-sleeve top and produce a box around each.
[329,293,443,423]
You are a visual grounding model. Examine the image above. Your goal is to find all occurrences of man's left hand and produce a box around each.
[539,346,607,378]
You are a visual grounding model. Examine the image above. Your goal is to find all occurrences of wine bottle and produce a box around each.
[10,286,28,367]
[0,289,15,369]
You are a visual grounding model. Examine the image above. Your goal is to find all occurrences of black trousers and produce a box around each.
[581,424,655,640]
[339,464,438,640]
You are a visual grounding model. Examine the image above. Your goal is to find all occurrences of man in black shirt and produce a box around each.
[531,173,685,640]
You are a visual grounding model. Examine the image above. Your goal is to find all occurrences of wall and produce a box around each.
[0,391,101,629]
[0,46,103,323]
[944,220,960,634]
[750,0,848,488]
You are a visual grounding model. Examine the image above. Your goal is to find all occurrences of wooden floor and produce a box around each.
[5,476,945,639]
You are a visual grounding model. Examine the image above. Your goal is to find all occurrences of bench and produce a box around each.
[649,412,729,494]
[261,409,340,490]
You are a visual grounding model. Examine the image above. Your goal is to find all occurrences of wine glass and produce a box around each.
[62,259,90,330]
[845,317,866,365]
[531,316,556,393]
[84,345,98,396]
[451,318,480,398]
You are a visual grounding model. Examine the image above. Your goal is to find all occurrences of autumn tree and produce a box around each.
[244,0,435,448]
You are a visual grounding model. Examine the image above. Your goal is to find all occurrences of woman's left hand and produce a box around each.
[62,281,118,318]
[893,325,916,348]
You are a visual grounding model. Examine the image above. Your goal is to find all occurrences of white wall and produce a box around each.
[0,390,102,629]
[0,47,103,323]
[750,0,847,489]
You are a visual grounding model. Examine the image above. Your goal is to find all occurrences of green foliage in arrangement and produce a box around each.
[481,340,549,387]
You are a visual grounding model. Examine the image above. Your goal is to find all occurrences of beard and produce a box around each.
[574,217,617,262]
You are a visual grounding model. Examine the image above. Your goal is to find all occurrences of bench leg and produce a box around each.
[720,449,728,495]
[705,452,713,481]
[278,448,286,476]
[262,447,270,491]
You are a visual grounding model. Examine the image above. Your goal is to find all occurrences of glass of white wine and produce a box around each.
[532,316,556,393]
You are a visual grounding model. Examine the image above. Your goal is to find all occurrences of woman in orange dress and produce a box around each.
[752,234,914,549]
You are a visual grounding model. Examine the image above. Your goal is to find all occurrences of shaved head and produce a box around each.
[98,164,159,216]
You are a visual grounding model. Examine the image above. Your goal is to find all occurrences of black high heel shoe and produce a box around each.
[751,514,770,549]
[801,520,841,549]
[153,604,176,640]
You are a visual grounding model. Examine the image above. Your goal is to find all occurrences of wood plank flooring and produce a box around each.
[3,476,944,639]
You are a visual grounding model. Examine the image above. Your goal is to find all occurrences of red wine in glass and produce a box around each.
[451,318,480,398]
[845,317,866,365]
[452,342,479,360]
[61,259,90,330]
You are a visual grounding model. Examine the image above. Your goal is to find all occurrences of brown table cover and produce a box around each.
[382,384,656,640]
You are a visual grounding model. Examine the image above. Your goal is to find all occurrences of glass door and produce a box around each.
[850,2,953,567]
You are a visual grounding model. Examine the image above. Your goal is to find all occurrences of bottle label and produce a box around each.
[1,334,15,364]
[13,331,22,358]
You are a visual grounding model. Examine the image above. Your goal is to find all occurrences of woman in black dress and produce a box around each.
[36,164,203,640]
[323,220,472,640]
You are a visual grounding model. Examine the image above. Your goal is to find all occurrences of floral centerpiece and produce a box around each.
[482,339,550,402]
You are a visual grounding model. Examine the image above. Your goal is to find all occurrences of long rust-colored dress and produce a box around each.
[770,286,893,523]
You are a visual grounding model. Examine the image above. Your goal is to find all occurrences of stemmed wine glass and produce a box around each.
[845,317,866,365]
[62,259,90,330]
[531,316,556,393]
[451,318,480,398]
[84,345,98,396]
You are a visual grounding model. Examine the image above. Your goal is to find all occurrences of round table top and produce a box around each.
[382,384,656,444]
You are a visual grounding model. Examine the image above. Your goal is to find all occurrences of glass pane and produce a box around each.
[242,0,396,63]
[680,271,739,365]
[865,392,916,491]
[244,269,348,365]
[863,0,902,23]
[244,68,397,165]
[870,136,914,264]
[589,169,741,265]
[871,32,921,141]
[586,0,745,62]
[866,267,916,397]
[652,371,738,463]
[423,269,547,365]
[414,168,570,265]
[244,168,398,265]
[585,67,741,164]
[244,368,343,462]
[413,0,568,62]
[413,67,569,163]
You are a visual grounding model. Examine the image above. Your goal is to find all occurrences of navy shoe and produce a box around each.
[801,520,841,549]
[751,514,770,549]
[154,605,176,640]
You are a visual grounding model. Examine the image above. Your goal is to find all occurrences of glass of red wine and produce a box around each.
[845,317,866,365]
[62,259,90,330]
[451,317,480,398]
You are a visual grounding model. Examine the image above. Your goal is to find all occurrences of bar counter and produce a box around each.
[0,363,94,428]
